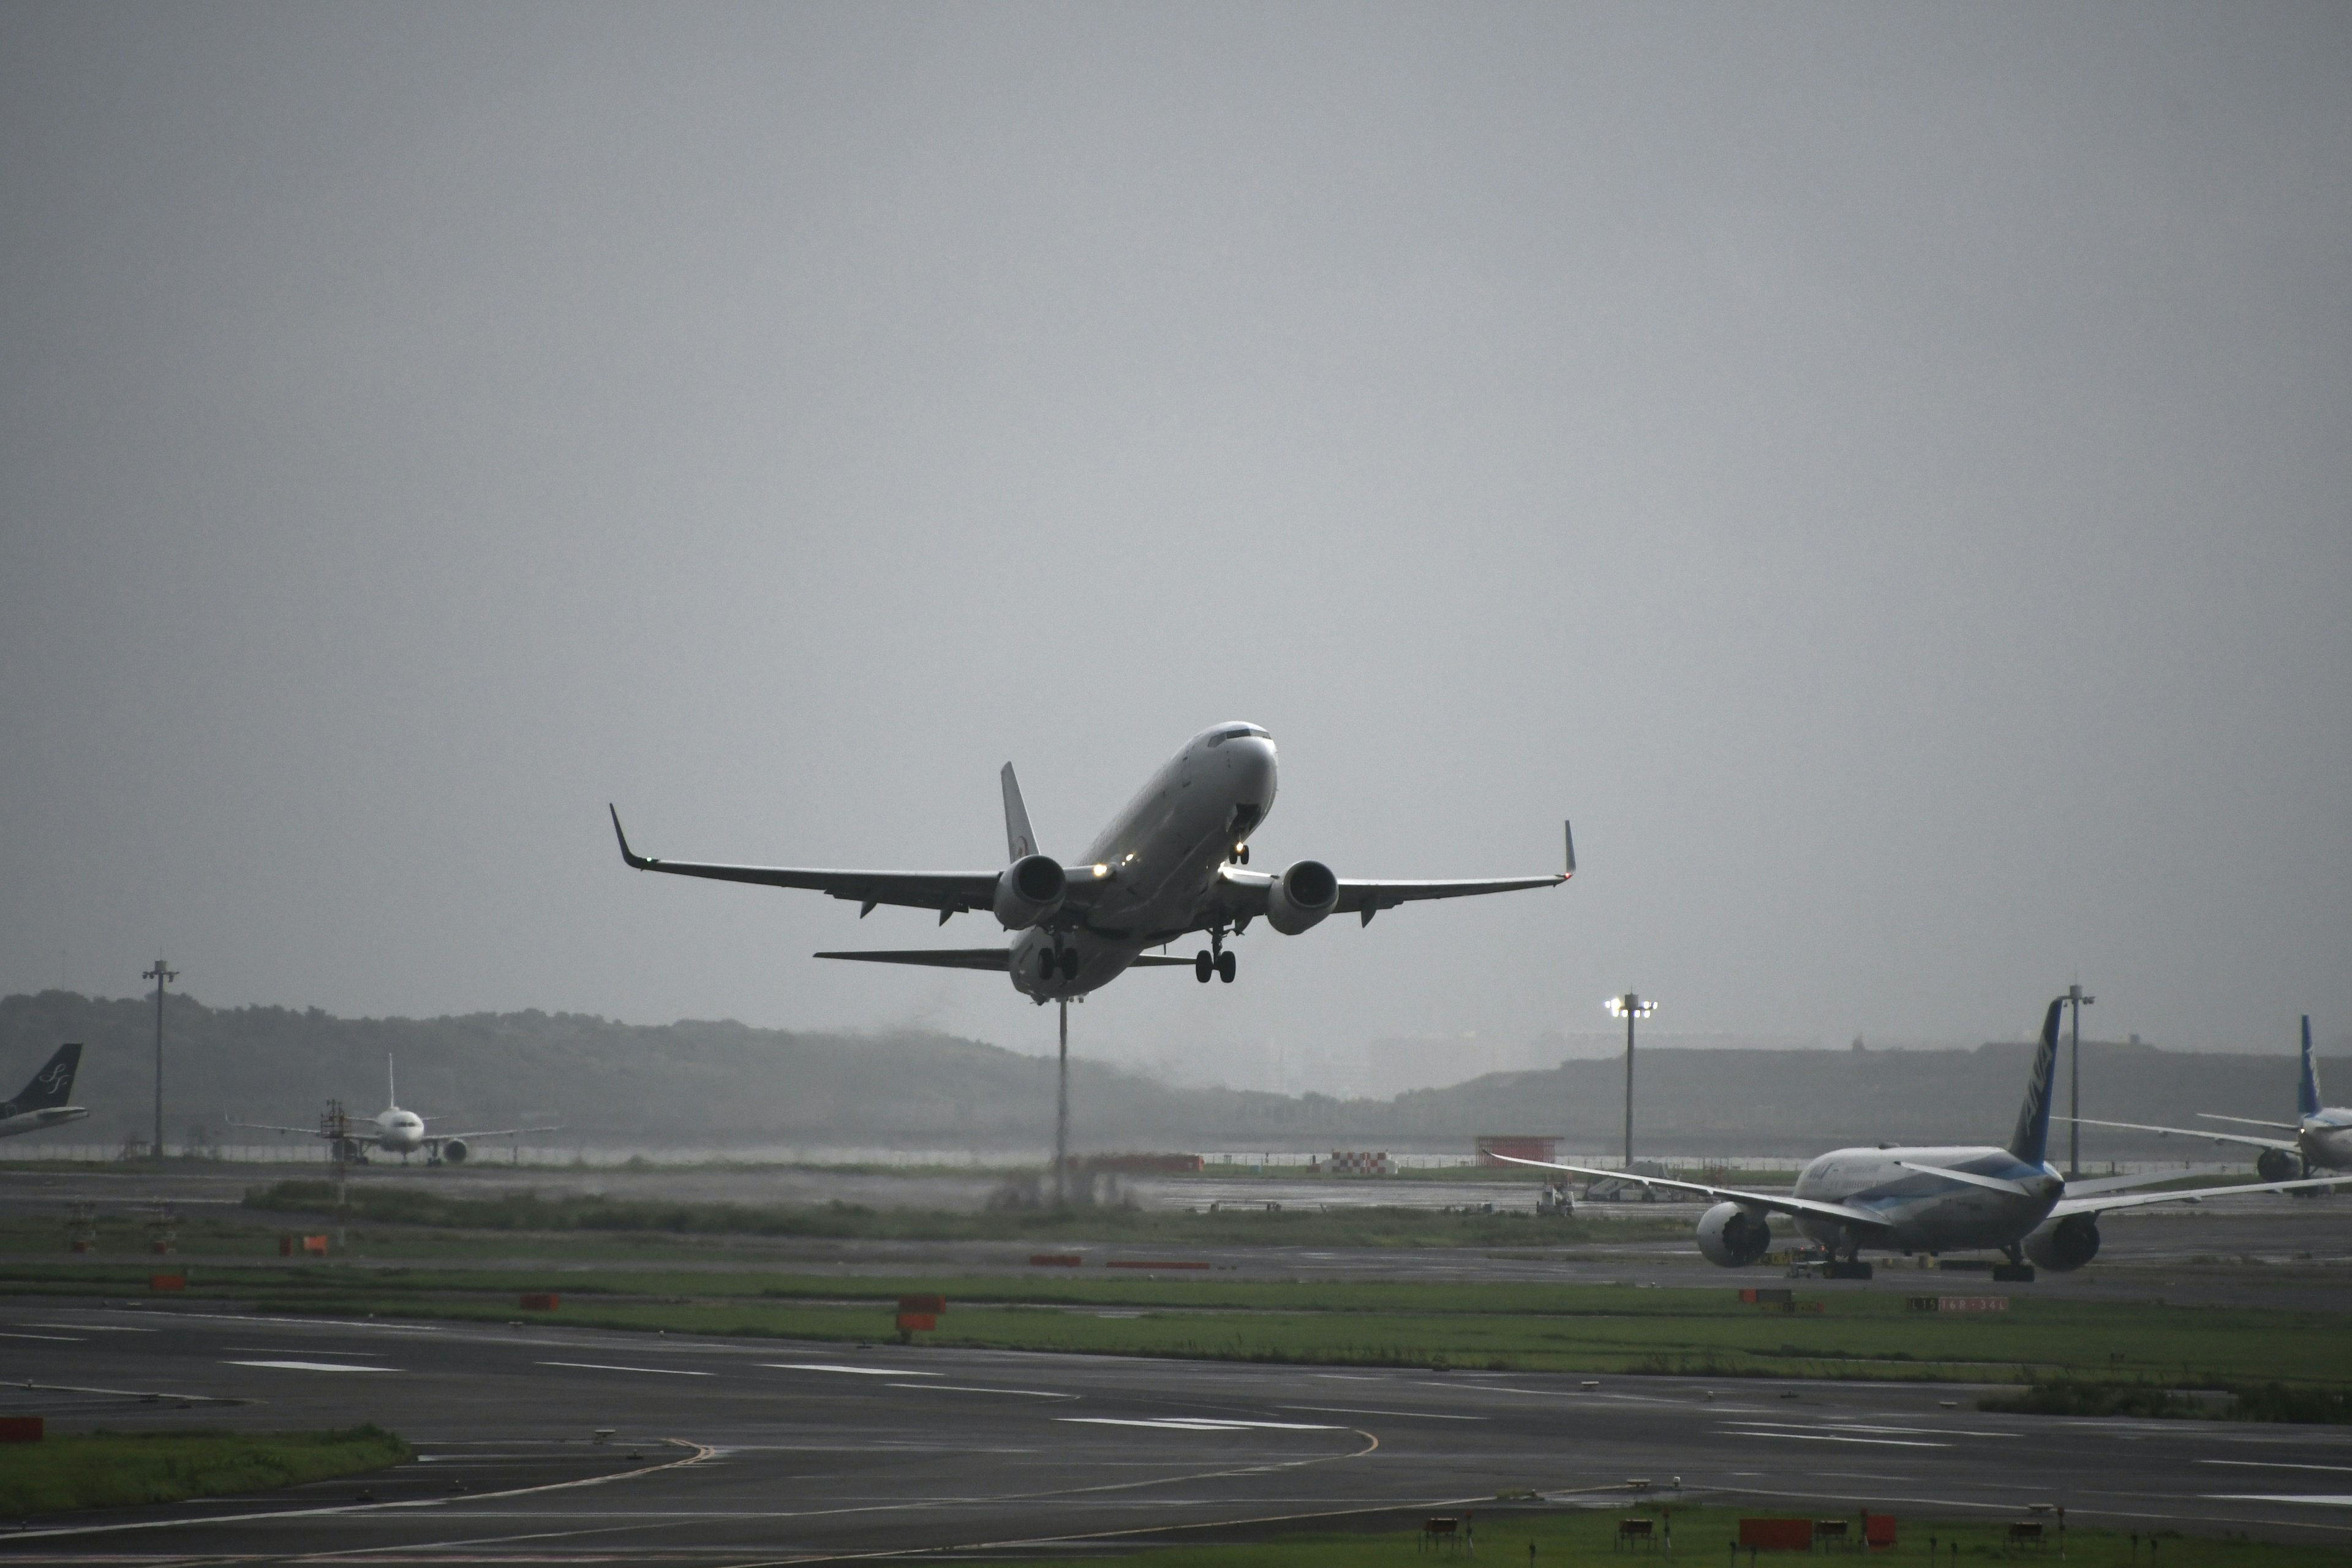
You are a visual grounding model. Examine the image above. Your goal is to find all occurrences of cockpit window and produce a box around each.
[1207,725,1268,746]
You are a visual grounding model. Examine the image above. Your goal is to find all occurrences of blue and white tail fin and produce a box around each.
[2298,1015,2322,1120]
[2007,999,2066,1164]
[387,1054,398,1112]
[12,1043,81,1110]
[1000,763,1038,862]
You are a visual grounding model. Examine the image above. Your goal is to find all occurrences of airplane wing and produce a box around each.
[815,949,1196,969]
[2050,1173,2340,1218]
[612,807,1114,919]
[1487,1153,1889,1229]
[1218,821,1575,928]
[2064,1115,2297,1155]
[225,1117,381,1142]
[428,1125,562,1141]
[2196,1112,2304,1132]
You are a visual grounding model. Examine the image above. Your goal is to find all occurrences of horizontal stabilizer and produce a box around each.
[1895,1161,2035,1196]
[816,949,1012,970]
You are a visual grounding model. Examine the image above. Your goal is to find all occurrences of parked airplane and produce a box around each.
[231,1057,558,1164]
[2068,1015,2350,1180]
[0,1043,88,1140]
[611,722,1571,1002]
[1498,999,2339,1280]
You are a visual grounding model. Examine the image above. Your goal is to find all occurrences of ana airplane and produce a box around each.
[2068,1015,2350,1181]
[232,1058,558,1164]
[0,1043,88,1140]
[610,722,1571,1001]
[1498,998,2339,1280]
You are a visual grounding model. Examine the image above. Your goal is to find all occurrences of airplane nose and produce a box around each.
[1235,736,1277,799]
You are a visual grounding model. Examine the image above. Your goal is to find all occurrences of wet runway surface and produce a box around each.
[4,1298,2350,1561]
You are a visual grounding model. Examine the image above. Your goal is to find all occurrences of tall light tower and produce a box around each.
[143,959,178,1161]
[1607,993,1656,1170]
[2064,983,2094,1178]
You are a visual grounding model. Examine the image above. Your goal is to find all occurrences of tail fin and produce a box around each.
[2007,1000,2066,1164]
[13,1043,81,1110]
[1001,763,1038,861]
[387,1054,398,1111]
[2299,1015,2322,1119]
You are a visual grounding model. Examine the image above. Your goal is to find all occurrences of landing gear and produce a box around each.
[1060,948,1080,981]
[1195,927,1237,984]
[1823,1258,1874,1280]
[1989,1243,2036,1283]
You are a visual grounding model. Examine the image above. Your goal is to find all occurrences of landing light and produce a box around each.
[1091,864,1109,878]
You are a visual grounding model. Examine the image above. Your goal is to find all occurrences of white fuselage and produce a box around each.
[0,1106,88,1140]
[1789,1144,2064,1254]
[1009,729,1278,1001]
[373,1106,427,1154]
[2297,1114,2352,1173]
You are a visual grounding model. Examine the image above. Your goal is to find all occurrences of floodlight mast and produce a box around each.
[1606,993,1656,1169]
[2065,984,2094,1178]
[143,959,178,1161]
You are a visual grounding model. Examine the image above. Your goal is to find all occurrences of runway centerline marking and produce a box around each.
[224,1359,398,1373]
[2203,1494,2352,1507]
[886,1382,1074,1398]
[2202,1460,2352,1474]
[763,1362,940,1376]
[538,1360,712,1376]
[1060,1417,1341,1432]
[0,1330,81,1341]
[28,1322,156,1332]
[1278,1404,1485,1421]
[1719,1427,1947,1449]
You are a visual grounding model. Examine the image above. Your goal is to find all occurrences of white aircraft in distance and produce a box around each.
[0,1043,88,1140]
[2067,1015,2351,1181]
[1497,998,2339,1281]
[231,1057,559,1165]
[610,722,1572,1002]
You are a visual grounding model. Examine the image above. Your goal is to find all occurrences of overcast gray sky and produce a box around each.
[4,3,2347,1091]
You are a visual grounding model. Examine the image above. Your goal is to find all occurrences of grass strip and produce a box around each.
[1983,1379,2352,1423]
[978,1504,2346,1568]
[0,1425,411,1518]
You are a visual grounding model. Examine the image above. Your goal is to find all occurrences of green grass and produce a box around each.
[9,1259,2346,1395]
[1983,1379,2352,1423]
[979,1506,2346,1568]
[0,1425,411,1518]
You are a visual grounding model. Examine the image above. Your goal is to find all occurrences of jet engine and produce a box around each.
[2256,1148,2301,1183]
[1265,860,1339,935]
[441,1137,469,1164]
[2022,1213,2100,1272]
[993,854,1067,930]
[1694,1201,1773,1267]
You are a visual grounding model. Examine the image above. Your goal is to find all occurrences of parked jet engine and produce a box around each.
[2022,1212,2100,1272]
[2256,1148,2301,1183]
[992,854,1067,929]
[440,1137,469,1164]
[1265,860,1339,935]
[1695,1201,1774,1266]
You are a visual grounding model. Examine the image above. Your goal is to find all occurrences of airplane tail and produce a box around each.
[2298,1014,2322,1120]
[387,1054,397,1111]
[1000,763,1038,861]
[2006,1000,2066,1164]
[12,1043,82,1110]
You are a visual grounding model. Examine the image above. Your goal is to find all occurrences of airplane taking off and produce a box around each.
[1498,999,2339,1280]
[610,723,1571,1003]
[2068,1015,2351,1180]
[232,1058,559,1164]
[0,1043,88,1140]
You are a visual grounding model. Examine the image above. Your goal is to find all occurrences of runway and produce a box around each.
[3,1297,2348,1561]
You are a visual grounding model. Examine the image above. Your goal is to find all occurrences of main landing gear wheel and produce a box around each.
[1060,948,1080,981]
[1194,951,1213,984]
[1216,951,1237,984]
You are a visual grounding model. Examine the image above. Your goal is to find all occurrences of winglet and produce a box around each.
[2299,1013,2322,1119]
[1001,764,1038,862]
[1564,820,1576,878]
[609,804,654,870]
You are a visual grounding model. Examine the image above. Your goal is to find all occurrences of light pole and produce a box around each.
[143,959,178,1161]
[1607,993,1656,1170]
[2064,984,2094,1178]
